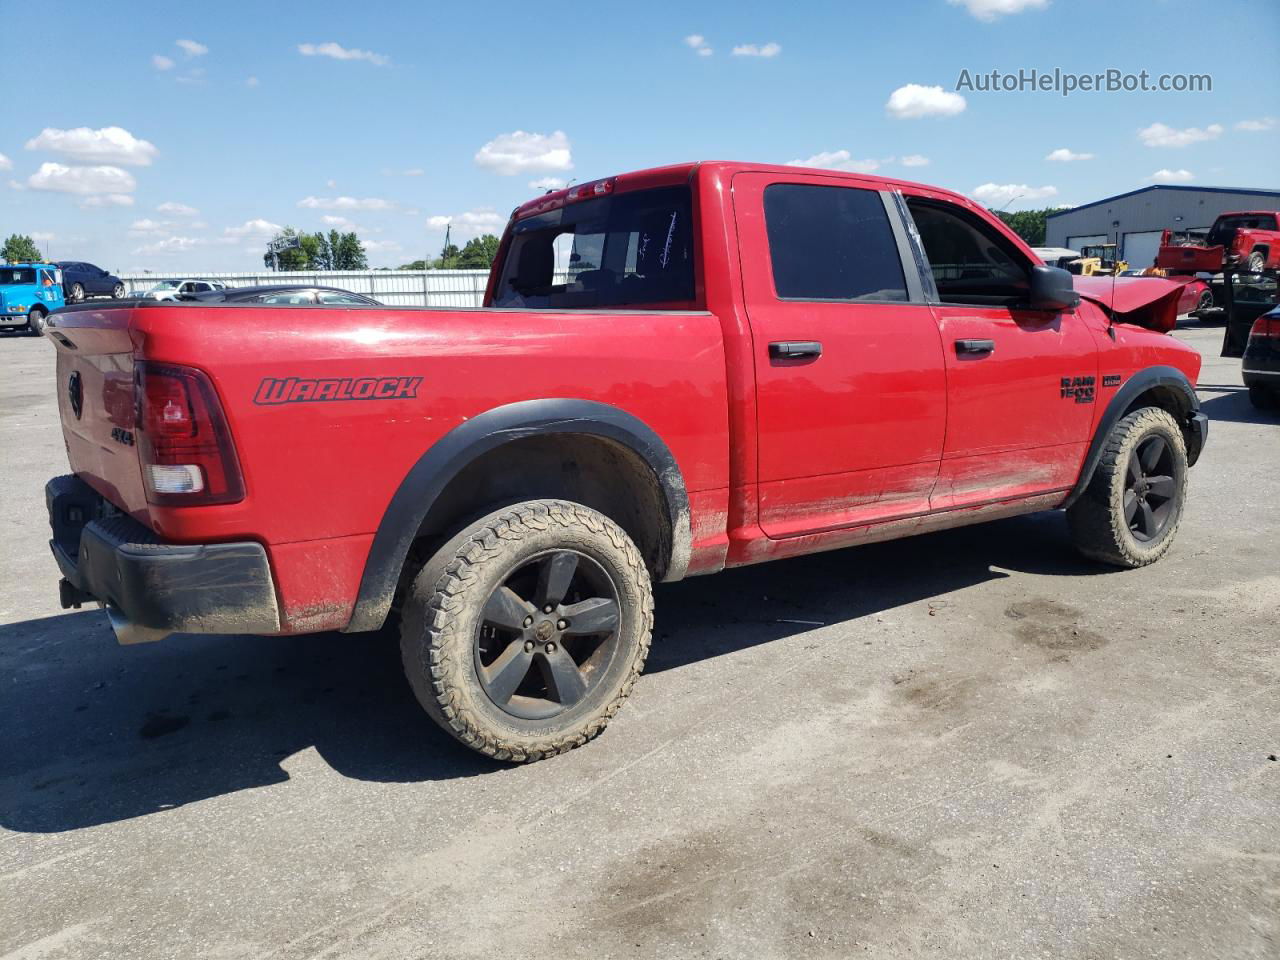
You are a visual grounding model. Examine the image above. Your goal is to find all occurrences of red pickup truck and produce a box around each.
[44,161,1207,762]
[1156,210,1280,274]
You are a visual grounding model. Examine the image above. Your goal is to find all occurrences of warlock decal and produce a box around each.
[254,376,423,405]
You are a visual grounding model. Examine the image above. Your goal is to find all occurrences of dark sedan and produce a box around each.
[56,261,125,302]
[182,285,382,306]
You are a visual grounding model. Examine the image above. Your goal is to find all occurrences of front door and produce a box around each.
[733,172,947,538]
[900,192,1099,509]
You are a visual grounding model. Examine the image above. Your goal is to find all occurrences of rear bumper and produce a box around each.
[46,474,280,641]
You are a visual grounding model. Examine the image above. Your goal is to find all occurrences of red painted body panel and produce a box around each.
[49,161,1205,635]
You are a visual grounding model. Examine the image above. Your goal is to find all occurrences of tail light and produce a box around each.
[134,362,245,505]
[1249,313,1279,340]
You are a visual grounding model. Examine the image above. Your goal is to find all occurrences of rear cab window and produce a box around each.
[491,185,696,309]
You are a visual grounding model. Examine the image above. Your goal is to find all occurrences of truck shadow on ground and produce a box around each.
[1,510,1101,834]
[1197,385,1280,426]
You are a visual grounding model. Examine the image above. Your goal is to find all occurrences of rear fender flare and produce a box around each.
[1061,365,1202,509]
[344,398,691,633]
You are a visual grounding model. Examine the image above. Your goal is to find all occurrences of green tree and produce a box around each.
[399,259,429,271]
[334,232,368,270]
[456,234,501,269]
[432,244,461,269]
[993,208,1058,246]
[311,232,333,271]
[2,234,43,263]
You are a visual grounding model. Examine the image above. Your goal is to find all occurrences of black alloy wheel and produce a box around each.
[1123,434,1177,542]
[474,549,622,720]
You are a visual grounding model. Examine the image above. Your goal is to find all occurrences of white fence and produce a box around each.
[117,269,494,308]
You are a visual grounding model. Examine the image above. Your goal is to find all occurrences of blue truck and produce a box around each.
[0,262,64,334]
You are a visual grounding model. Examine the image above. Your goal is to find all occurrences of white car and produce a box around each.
[145,279,228,300]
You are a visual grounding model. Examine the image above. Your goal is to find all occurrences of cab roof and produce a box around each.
[510,160,976,221]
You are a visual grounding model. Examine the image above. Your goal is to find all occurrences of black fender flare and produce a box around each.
[1061,365,1205,510]
[344,398,692,633]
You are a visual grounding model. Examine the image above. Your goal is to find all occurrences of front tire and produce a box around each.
[1067,407,1189,568]
[1245,251,1266,274]
[27,307,47,335]
[400,500,653,762]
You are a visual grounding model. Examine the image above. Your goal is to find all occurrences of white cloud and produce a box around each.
[80,194,135,208]
[297,195,393,211]
[133,235,204,255]
[223,218,282,239]
[1045,147,1094,162]
[427,208,505,238]
[176,39,208,57]
[947,0,1048,20]
[684,34,713,56]
[900,154,930,167]
[30,231,55,243]
[731,42,781,57]
[129,218,167,234]
[152,54,175,71]
[157,201,199,216]
[971,183,1059,207]
[1235,117,1275,132]
[25,126,158,166]
[364,239,403,254]
[529,176,567,191]
[297,42,389,66]
[475,130,573,175]
[0,153,10,171]
[246,76,260,88]
[787,150,880,173]
[1138,122,1223,148]
[28,162,137,196]
[1149,168,1195,183]
[886,84,966,119]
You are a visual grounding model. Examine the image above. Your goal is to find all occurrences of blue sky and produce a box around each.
[2,0,1276,272]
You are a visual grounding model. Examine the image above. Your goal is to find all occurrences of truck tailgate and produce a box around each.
[48,306,149,521]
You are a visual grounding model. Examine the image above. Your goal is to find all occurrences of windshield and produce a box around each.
[491,185,696,309]
[0,268,37,285]
[149,281,180,291]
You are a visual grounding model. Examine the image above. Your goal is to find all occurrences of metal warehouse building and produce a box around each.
[1044,185,1280,270]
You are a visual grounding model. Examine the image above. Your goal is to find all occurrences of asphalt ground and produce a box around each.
[1,324,1276,959]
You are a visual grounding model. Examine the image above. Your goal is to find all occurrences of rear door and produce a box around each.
[733,172,946,538]
[900,191,1098,509]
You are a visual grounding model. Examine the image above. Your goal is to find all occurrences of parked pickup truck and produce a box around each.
[44,162,1208,762]
[1156,211,1280,275]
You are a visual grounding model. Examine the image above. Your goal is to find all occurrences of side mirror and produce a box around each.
[1028,264,1080,311]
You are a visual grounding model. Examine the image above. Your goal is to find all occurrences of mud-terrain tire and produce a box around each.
[1067,407,1189,568]
[400,500,653,762]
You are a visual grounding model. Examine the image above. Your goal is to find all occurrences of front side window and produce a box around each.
[907,200,1029,305]
[492,185,695,309]
[763,183,907,302]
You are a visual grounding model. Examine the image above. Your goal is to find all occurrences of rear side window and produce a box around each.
[492,186,695,309]
[763,183,907,302]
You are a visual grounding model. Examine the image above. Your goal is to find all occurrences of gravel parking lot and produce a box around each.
[1,326,1276,960]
